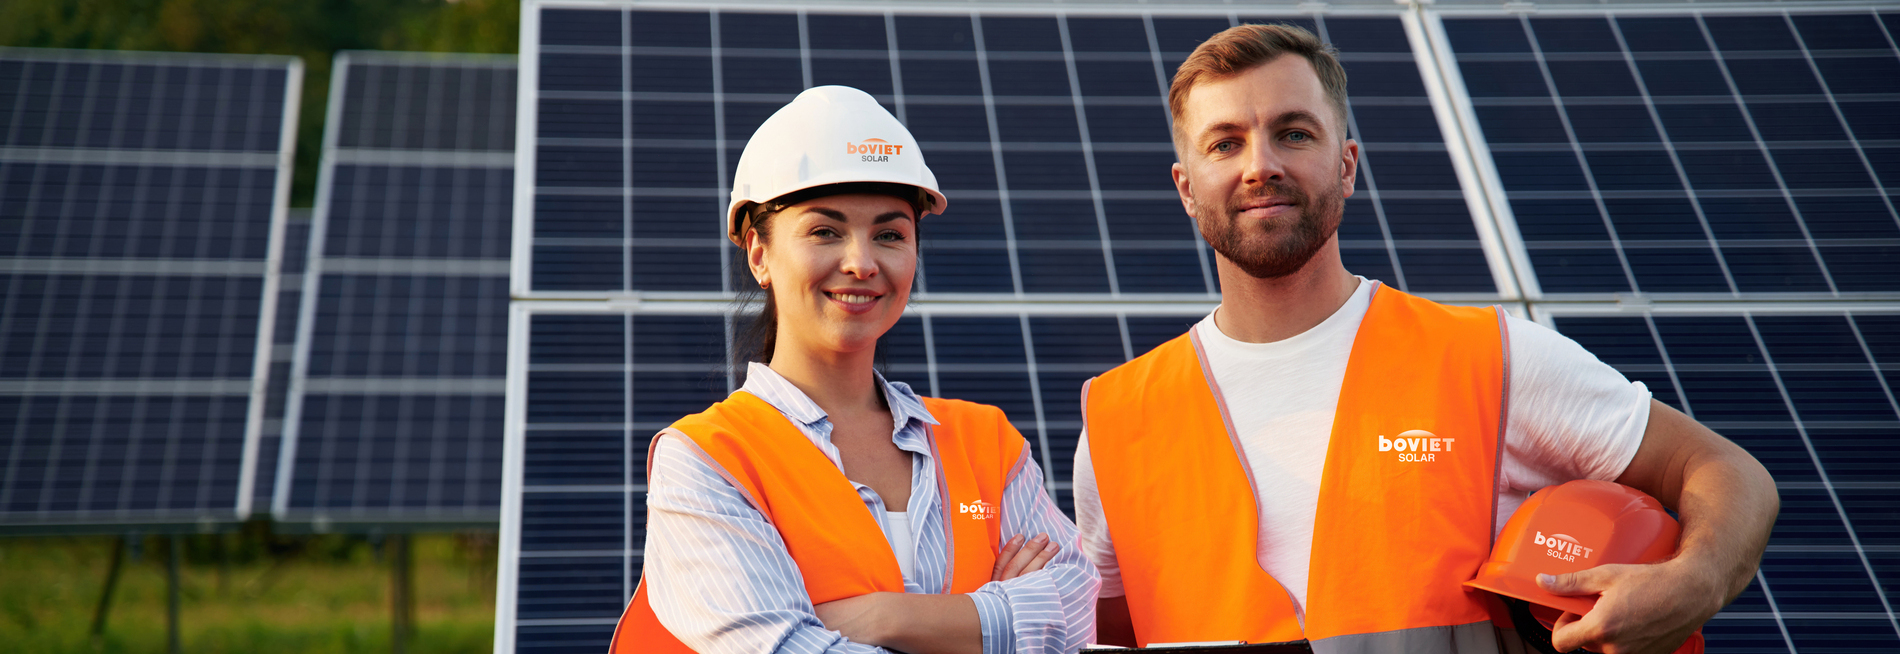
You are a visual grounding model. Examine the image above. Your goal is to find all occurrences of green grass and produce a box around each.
[0,528,496,654]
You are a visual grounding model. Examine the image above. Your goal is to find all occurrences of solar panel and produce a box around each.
[272,52,514,528]
[1438,11,1900,300]
[1544,306,1900,652]
[497,303,1205,651]
[518,5,1516,301]
[0,48,299,531]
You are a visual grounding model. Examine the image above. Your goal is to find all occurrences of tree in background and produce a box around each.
[0,0,520,207]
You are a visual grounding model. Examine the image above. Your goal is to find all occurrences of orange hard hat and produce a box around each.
[1465,479,1703,654]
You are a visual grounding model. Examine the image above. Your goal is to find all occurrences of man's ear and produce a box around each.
[1339,138,1360,199]
[1172,160,1196,218]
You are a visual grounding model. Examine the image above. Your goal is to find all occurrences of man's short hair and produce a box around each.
[1168,23,1351,150]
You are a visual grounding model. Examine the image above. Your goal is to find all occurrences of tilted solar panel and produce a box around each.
[273,52,514,528]
[1547,306,1900,651]
[0,48,299,530]
[1439,11,1900,300]
[519,5,1516,301]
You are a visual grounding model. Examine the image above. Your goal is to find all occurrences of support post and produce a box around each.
[391,534,415,654]
[90,535,128,636]
[167,534,182,654]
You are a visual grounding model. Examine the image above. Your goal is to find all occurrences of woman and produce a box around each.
[611,86,1100,654]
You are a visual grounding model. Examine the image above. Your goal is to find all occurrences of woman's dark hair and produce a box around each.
[732,182,933,370]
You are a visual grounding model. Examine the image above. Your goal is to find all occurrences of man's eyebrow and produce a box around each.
[1198,121,1247,138]
[1272,110,1326,131]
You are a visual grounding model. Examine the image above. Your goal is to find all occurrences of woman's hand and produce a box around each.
[991,533,1060,582]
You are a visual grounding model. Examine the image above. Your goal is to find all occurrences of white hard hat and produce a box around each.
[727,85,947,247]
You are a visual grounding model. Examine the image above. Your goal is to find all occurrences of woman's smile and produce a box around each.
[824,289,884,314]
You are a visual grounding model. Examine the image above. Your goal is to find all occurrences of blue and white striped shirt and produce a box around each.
[644,362,1100,654]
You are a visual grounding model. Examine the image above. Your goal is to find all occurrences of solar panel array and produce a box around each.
[274,52,515,528]
[1545,307,1900,651]
[498,2,1900,652]
[0,48,299,531]
[1440,11,1900,299]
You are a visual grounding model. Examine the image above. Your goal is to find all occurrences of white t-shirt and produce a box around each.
[882,510,916,582]
[1072,278,1651,618]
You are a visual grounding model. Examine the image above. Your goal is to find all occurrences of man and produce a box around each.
[1074,24,1777,654]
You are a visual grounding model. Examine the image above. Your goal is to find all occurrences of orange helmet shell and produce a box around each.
[1465,479,1682,616]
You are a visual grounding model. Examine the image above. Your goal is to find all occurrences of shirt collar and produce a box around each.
[740,362,940,433]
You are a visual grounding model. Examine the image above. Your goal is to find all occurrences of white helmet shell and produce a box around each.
[726,85,947,247]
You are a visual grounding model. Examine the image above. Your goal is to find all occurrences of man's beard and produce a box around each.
[1195,177,1345,280]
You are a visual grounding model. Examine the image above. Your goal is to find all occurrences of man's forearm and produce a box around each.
[1671,442,1778,604]
[1620,399,1779,606]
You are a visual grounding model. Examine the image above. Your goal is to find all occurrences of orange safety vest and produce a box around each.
[609,391,1029,653]
[1085,283,1510,652]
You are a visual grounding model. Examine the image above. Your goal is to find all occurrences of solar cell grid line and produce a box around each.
[1541,305,1900,651]
[518,3,1514,303]
[1437,10,1900,300]
[1605,16,1744,297]
[0,48,299,531]
[274,52,514,527]
[966,14,1030,297]
[1059,15,1126,297]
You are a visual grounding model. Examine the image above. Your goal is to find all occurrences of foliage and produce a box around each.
[0,0,521,207]
[0,528,499,654]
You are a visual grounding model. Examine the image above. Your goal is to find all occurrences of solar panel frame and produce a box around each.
[274,51,515,529]
[0,47,301,531]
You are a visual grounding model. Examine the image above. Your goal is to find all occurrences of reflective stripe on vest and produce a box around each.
[610,391,1029,652]
[1085,283,1509,652]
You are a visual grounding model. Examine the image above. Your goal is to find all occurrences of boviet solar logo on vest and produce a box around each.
[958,499,997,520]
[1376,429,1456,462]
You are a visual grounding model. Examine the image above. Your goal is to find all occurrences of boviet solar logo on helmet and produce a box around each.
[847,138,903,162]
[1535,531,1595,563]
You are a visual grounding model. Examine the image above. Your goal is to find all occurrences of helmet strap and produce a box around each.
[1501,597,1586,654]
